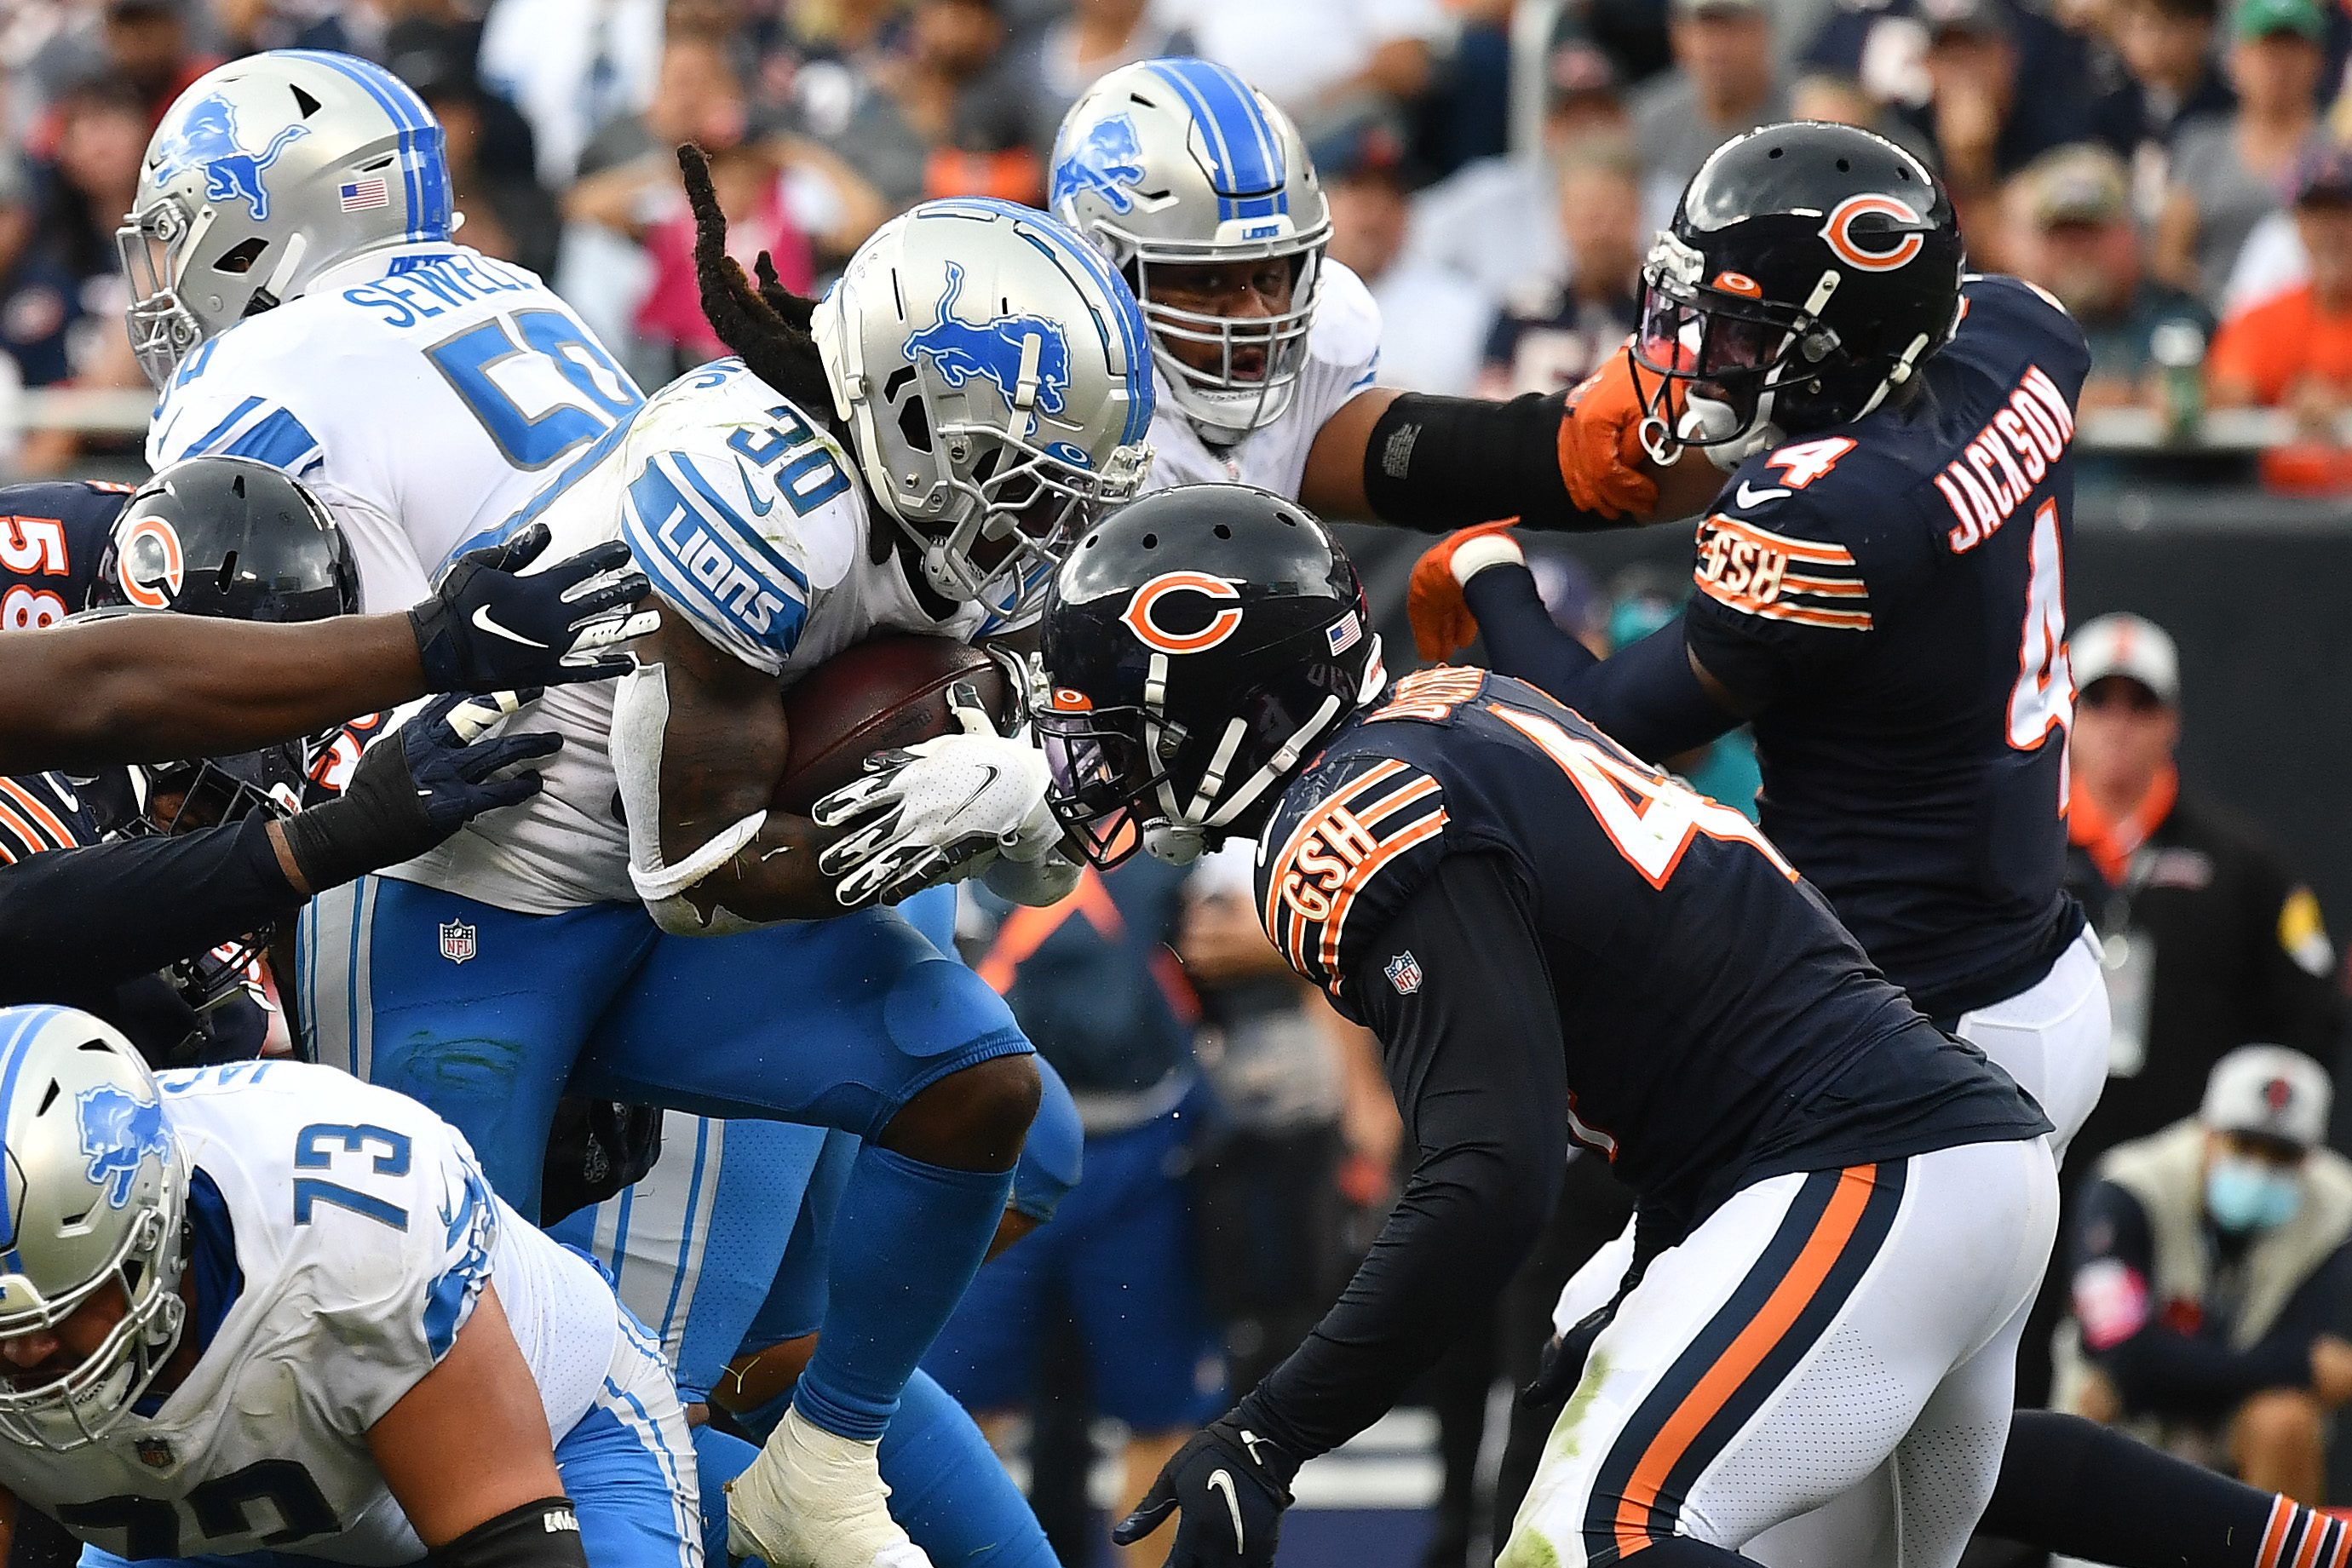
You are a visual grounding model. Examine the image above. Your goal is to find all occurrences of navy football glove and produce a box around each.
[409,523,658,692]
[279,691,560,891]
[1112,1415,1297,1568]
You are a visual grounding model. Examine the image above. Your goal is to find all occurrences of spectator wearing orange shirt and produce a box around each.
[2208,141,2352,491]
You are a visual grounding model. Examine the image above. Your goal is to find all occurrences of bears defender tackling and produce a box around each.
[0,1006,699,1568]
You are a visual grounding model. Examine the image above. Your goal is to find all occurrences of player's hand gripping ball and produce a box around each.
[811,683,1055,907]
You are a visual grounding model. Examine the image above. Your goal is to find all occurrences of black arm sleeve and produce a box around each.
[1234,851,1569,1462]
[0,815,300,1002]
[1461,568,1740,762]
[1361,393,1623,534]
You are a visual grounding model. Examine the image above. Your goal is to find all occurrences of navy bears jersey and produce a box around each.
[1682,275,2091,1018]
[1255,668,2048,1226]
[0,480,129,629]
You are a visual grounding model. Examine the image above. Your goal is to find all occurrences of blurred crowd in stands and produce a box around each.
[8,0,2352,484]
[11,2,2352,1562]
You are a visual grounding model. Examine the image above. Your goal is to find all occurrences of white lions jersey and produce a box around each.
[146,243,643,613]
[1145,258,1383,499]
[390,359,983,915]
[0,1061,619,1565]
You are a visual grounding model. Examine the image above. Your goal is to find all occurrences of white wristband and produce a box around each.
[1449,531,1527,586]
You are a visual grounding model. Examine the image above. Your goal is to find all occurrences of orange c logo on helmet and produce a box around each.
[1820,194,1926,273]
[1121,571,1242,655]
[116,516,184,609]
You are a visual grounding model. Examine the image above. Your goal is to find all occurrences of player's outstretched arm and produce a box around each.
[0,526,651,775]
[0,694,558,1000]
[365,1284,584,1568]
[1117,852,1567,1568]
[1300,362,1720,533]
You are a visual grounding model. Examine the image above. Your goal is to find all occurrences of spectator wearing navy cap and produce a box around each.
[1315,106,1492,395]
[1899,0,2094,251]
[1476,139,1643,397]
[2090,0,2237,173]
[2056,1045,2352,1501]
[1402,33,1632,304]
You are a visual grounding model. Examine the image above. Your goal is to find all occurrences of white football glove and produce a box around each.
[983,846,1083,907]
[812,682,1054,907]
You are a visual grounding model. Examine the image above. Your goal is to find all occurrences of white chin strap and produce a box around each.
[1136,637,1383,864]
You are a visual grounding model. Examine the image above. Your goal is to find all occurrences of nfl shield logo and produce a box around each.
[1383,951,1423,995]
[135,1438,172,1468]
[438,920,477,965]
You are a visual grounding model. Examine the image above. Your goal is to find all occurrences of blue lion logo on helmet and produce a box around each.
[152,95,309,223]
[905,261,1072,418]
[76,1085,168,1209]
[1051,113,1147,215]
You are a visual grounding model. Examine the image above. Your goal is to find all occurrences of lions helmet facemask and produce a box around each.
[121,49,454,387]
[1037,485,1380,868]
[0,1008,189,1452]
[814,198,1155,631]
[1050,59,1331,444]
[86,457,360,1010]
[1630,121,1964,470]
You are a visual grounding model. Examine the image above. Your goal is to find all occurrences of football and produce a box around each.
[773,634,1016,816]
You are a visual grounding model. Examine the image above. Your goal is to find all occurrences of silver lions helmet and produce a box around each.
[1049,58,1330,442]
[0,1007,187,1451]
[814,198,1154,629]
[120,49,454,387]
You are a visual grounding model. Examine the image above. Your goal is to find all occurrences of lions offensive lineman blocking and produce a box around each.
[0,1005,697,1568]
[1049,56,1637,536]
[300,181,1152,1568]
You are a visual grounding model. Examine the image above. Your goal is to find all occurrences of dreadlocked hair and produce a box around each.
[678,142,837,420]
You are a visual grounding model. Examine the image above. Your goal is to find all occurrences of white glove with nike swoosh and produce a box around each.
[811,682,1055,907]
[1112,1414,1296,1568]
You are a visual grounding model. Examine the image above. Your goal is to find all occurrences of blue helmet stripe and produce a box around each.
[0,1006,74,1253]
[915,199,1154,445]
[277,50,450,243]
[1144,60,1285,221]
[1026,215,1154,445]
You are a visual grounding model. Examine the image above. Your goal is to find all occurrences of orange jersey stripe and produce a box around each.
[0,800,54,859]
[1705,515,1857,566]
[0,778,72,848]
[2294,1513,2329,1568]
[2258,1496,2295,1568]
[1315,811,1450,976]
[975,868,1122,993]
[1259,760,1409,942]
[1779,575,1869,598]
[1695,582,1874,630]
[1613,1166,1878,1558]
[1282,778,1442,977]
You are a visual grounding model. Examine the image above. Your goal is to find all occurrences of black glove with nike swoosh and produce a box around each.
[410,523,658,692]
[279,691,559,892]
[1112,1414,1297,1568]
